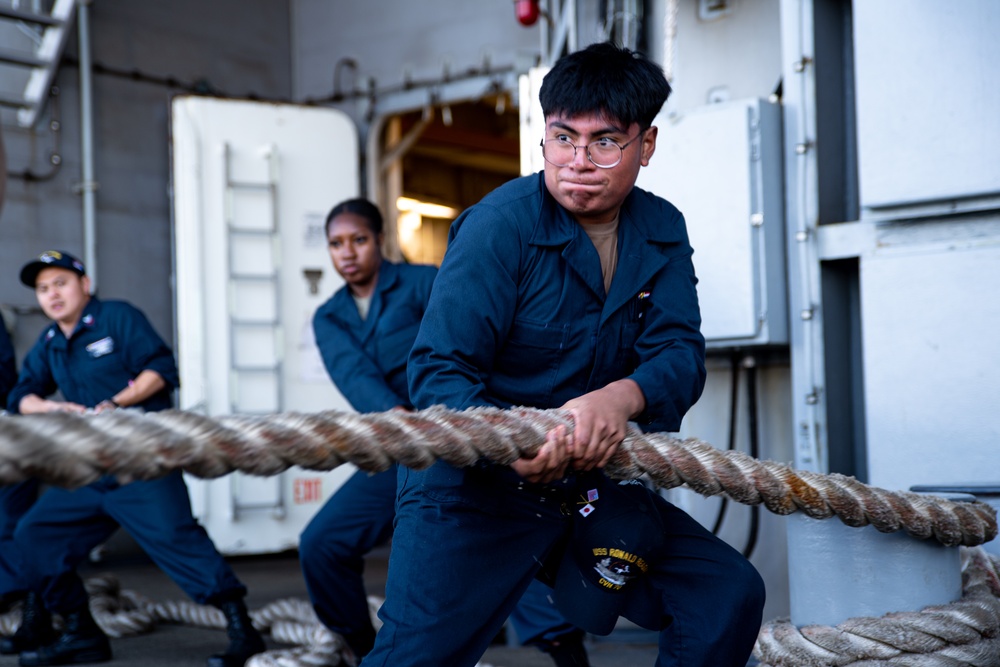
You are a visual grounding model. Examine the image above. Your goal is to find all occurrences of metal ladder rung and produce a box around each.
[230,274,278,282]
[4,0,78,128]
[230,500,280,511]
[228,181,273,191]
[0,91,27,109]
[0,48,49,68]
[0,5,66,26]
[228,229,276,238]
[233,364,280,373]
[231,319,279,327]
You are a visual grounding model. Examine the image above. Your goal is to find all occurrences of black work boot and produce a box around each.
[339,624,375,662]
[18,604,111,666]
[541,630,591,667]
[0,590,27,614]
[0,592,58,655]
[206,599,267,667]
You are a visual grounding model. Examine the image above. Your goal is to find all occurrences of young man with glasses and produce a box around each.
[361,42,765,667]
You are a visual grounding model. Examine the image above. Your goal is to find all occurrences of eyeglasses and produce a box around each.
[539,130,646,169]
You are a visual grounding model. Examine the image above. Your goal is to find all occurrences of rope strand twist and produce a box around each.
[754,547,1000,666]
[0,406,995,547]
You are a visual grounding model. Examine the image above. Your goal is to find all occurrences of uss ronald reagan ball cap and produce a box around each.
[20,250,87,287]
[549,478,667,636]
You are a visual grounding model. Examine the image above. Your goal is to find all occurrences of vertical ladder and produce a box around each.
[0,0,77,127]
[222,141,287,521]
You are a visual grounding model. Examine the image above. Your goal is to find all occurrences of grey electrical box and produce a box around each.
[635,98,786,348]
[854,0,1000,211]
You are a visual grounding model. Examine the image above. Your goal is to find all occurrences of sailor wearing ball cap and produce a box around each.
[5,250,266,667]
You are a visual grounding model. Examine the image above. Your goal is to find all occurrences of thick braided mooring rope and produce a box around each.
[754,547,1000,666]
[0,574,376,666]
[0,405,998,666]
[0,406,995,547]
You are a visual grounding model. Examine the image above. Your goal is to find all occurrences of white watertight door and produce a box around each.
[171,95,360,555]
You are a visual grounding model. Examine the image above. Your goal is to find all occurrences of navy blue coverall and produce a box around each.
[0,311,33,605]
[361,173,765,667]
[0,312,14,409]
[302,260,436,655]
[7,298,247,615]
[302,260,580,656]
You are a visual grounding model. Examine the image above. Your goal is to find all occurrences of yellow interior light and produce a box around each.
[396,196,459,219]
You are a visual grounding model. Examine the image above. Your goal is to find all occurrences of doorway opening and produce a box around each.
[376,96,522,265]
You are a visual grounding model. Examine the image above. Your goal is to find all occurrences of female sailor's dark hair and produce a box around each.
[325,198,384,236]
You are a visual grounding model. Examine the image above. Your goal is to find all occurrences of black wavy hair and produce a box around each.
[325,198,384,237]
[539,42,670,130]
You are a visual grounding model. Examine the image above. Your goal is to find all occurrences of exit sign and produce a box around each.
[293,478,323,504]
